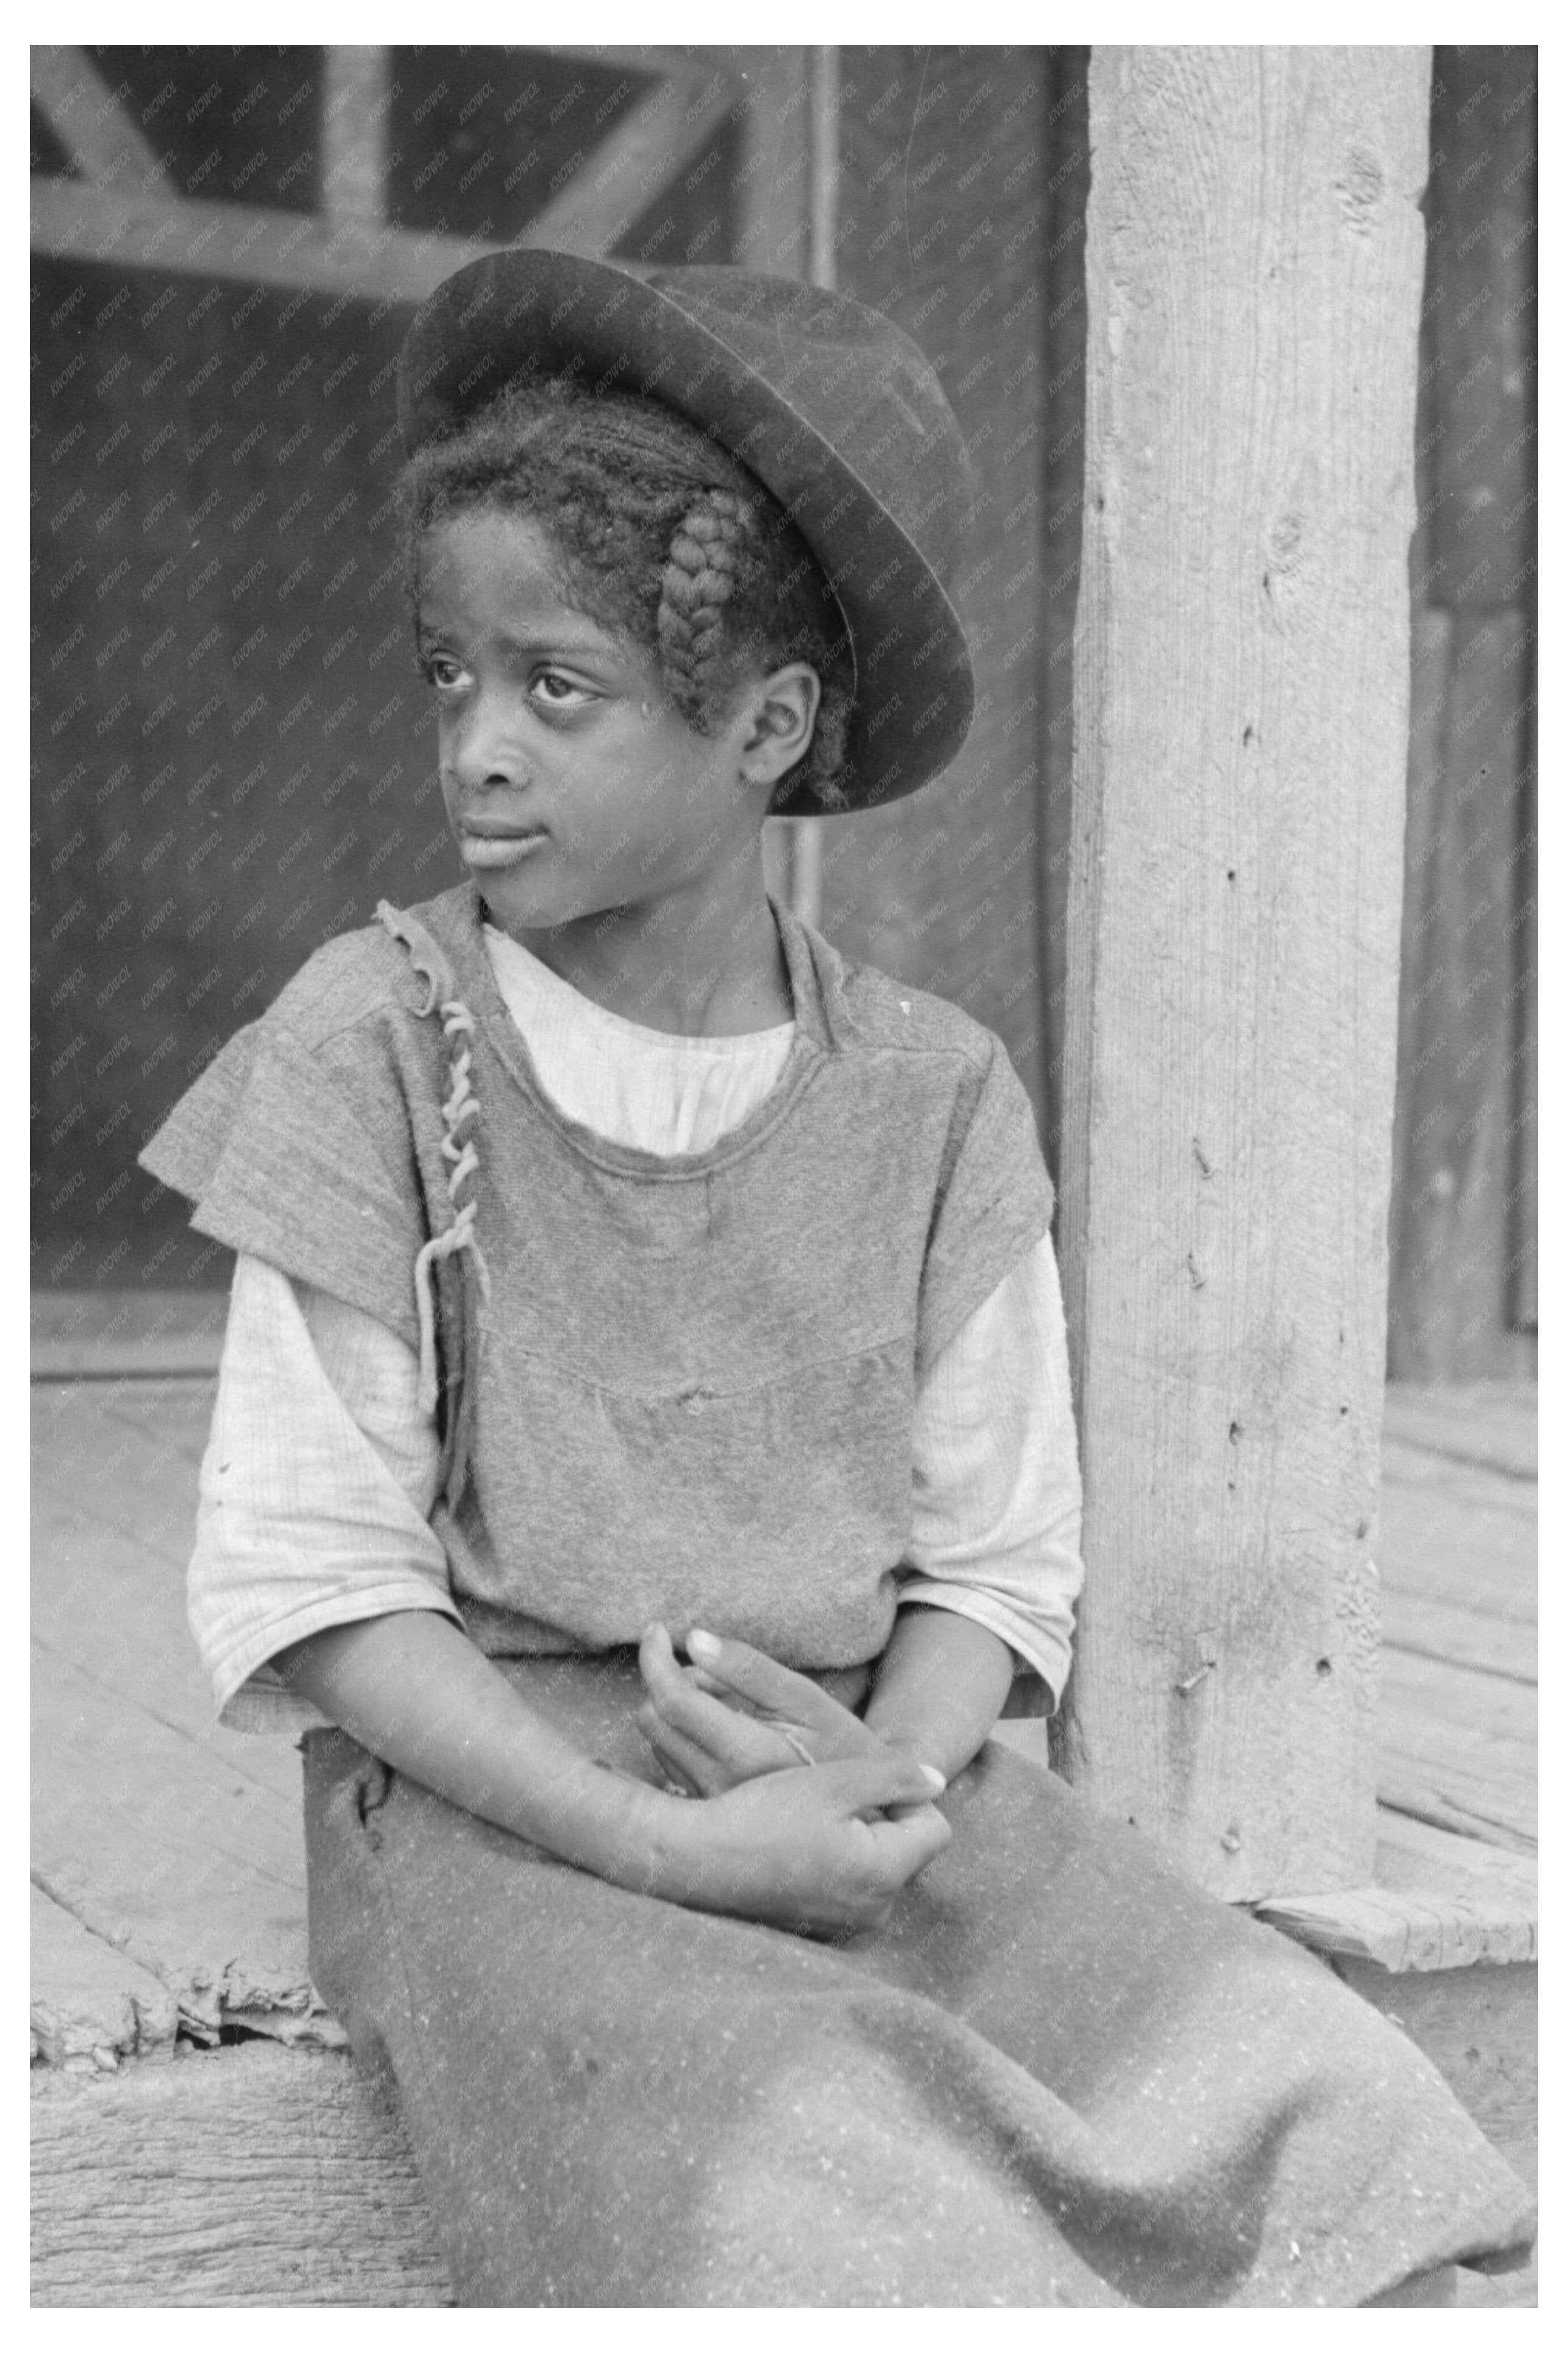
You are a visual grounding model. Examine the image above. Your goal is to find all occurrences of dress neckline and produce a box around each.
[417,880,836,1184]
[480,921,796,1057]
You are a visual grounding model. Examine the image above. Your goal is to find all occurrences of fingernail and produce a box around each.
[919,1764,946,1790]
[686,1629,721,1662]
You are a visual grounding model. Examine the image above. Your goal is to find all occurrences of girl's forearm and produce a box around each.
[272,1611,679,1890]
[863,1605,1016,1779]
[272,1610,951,1936]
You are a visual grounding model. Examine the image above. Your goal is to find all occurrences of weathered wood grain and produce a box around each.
[1256,1809,1535,1973]
[32,1638,329,2044]
[31,2043,452,2307]
[1376,1445,1536,1637]
[31,1884,178,2071]
[1376,1697,1535,1856]
[31,1377,331,2044]
[31,1378,301,1783]
[1379,1591,1534,1685]
[1381,1646,1536,1752]
[1058,49,1430,1895]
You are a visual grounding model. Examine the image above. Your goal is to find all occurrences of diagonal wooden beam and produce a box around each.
[30,44,174,195]
[520,60,740,258]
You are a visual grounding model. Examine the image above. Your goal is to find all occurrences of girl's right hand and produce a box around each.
[652,1749,952,1937]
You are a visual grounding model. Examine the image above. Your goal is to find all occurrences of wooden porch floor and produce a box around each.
[29,1294,1536,2304]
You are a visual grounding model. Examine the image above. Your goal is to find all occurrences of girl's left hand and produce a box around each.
[636,1624,888,1797]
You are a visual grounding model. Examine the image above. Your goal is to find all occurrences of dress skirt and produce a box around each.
[301,1654,1534,2307]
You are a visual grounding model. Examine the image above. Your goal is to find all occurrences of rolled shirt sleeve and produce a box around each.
[899,1231,1084,1710]
[190,1253,459,1733]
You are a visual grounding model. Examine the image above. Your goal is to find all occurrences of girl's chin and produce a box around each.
[468,861,610,934]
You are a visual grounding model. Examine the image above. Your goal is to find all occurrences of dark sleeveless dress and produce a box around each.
[141,884,1535,2304]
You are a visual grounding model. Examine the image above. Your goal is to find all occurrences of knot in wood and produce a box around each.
[1335,144,1386,236]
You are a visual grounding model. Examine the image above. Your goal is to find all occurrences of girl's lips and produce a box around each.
[456,829,548,870]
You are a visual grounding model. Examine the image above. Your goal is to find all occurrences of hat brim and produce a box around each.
[398,250,974,818]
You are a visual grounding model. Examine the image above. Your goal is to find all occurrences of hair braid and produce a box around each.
[656,489,752,724]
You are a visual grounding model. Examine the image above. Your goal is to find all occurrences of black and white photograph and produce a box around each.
[29,23,1539,2310]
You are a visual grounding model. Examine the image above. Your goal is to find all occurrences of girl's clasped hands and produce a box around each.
[633,1623,951,1937]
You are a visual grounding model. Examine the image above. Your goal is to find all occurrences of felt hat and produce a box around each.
[397,249,977,816]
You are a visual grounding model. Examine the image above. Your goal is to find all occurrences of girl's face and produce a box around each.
[415,507,788,940]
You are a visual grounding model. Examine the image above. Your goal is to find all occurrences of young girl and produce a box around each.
[142,250,1532,2306]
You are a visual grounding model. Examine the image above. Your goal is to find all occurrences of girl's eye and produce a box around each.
[530,671,595,711]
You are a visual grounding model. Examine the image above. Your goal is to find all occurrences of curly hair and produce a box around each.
[395,379,855,812]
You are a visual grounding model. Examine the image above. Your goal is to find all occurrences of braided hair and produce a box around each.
[396,380,855,811]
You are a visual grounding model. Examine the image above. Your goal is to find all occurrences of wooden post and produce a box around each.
[321,48,391,231]
[1058,49,1431,1898]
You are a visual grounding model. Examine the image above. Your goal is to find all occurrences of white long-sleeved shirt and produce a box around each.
[191,922,1085,1732]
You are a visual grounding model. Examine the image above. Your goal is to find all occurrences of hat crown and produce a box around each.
[636,267,972,578]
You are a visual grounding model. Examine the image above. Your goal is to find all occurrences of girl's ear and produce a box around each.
[737,662,822,788]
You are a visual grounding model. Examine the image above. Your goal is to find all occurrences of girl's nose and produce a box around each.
[446,693,525,794]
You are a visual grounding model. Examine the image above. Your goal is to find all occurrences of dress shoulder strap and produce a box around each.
[376,898,491,1511]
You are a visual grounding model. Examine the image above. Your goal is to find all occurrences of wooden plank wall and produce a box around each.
[1388,48,1537,1378]
[808,46,1059,1133]
[1058,49,1430,1897]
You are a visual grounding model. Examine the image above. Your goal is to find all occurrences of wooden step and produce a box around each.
[1254,1808,1536,1973]
[31,2043,451,2307]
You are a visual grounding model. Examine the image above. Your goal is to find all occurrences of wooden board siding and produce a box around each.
[1058,49,1430,1896]
[810,46,1052,1133]
[1389,47,1536,1378]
